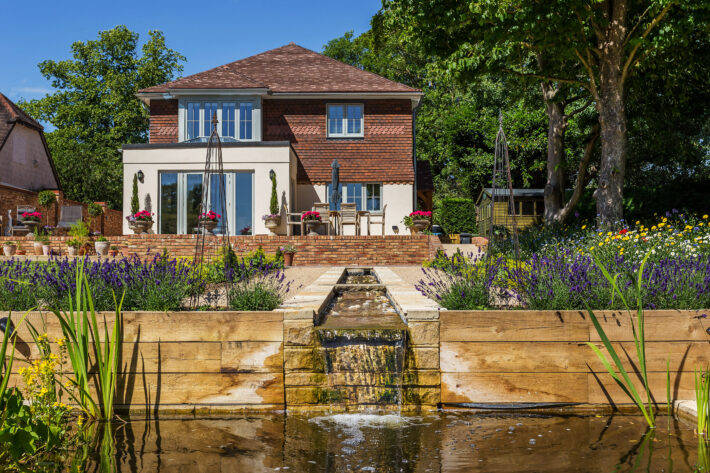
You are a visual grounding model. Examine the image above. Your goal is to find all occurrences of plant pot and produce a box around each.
[199,219,219,234]
[79,243,92,256]
[33,242,44,256]
[305,220,320,236]
[284,252,295,266]
[129,220,154,235]
[42,244,51,256]
[264,217,281,236]
[3,244,17,257]
[95,241,110,256]
[67,246,78,256]
[109,250,118,257]
[410,219,430,234]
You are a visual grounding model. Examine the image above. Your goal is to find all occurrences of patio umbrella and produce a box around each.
[330,159,341,207]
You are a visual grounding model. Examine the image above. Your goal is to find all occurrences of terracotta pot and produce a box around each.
[284,252,295,266]
[264,217,281,236]
[199,219,219,234]
[67,246,78,256]
[109,250,118,257]
[3,244,17,257]
[305,220,320,236]
[42,244,51,256]
[33,242,44,256]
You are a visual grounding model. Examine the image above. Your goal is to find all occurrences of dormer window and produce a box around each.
[184,100,255,141]
[327,104,363,138]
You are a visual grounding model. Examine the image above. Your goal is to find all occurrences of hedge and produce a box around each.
[436,197,477,234]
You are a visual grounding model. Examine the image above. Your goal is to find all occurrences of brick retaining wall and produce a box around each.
[0,234,443,266]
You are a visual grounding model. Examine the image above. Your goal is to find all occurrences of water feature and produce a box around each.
[62,413,706,472]
[315,268,408,409]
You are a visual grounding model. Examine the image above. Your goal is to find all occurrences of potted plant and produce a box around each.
[263,170,281,235]
[198,211,221,234]
[109,245,119,257]
[66,238,81,256]
[37,190,56,226]
[281,244,297,266]
[301,211,322,236]
[403,211,432,234]
[21,211,42,235]
[126,210,154,234]
[68,221,89,255]
[33,231,49,256]
[2,241,17,257]
[94,236,110,256]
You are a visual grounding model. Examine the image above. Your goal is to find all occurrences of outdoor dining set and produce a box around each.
[286,203,387,236]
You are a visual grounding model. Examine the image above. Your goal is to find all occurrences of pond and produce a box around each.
[73,412,706,472]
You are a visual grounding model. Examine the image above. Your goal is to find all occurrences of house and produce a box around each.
[122,43,423,235]
[0,93,61,233]
[475,188,544,234]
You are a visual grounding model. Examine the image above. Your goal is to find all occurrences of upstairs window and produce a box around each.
[327,104,363,138]
[183,100,255,141]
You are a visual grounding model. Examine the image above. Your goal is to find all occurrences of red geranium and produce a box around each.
[21,211,42,222]
[132,210,153,222]
[619,228,628,235]
[199,211,221,221]
[409,210,432,219]
[301,211,322,222]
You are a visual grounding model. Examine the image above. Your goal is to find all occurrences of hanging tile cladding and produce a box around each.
[148,99,178,143]
[262,99,414,184]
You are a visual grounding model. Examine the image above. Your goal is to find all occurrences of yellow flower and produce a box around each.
[54,336,66,347]
[607,231,612,236]
[589,246,595,251]
[658,222,666,228]
[703,215,708,219]
[598,242,604,247]
[635,221,640,225]
[581,225,586,230]
[652,226,657,230]
[662,217,668,222]
[77,416,84,427]
[622,236,630,241]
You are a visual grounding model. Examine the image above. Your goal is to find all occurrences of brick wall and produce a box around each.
[148,99,178,143]
[263,99,414,185]
[0,234,441,265]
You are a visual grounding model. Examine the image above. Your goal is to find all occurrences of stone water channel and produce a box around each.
[280,266,441,411]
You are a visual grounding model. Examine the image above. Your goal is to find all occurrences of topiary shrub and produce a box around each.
[87,202,104,217]
[131,174,139,215]
[436,197,477,235]
[37,190,56,208]
[269,172,278,215]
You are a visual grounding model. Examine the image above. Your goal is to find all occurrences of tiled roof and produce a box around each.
[0,92,44,150]
[140,43,420,95]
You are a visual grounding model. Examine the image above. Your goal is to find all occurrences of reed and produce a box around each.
[53,260,123,420]
[585,252,656,428]
[696,367,709,438]
[0,314,16,404]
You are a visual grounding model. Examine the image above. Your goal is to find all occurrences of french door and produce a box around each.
[159,171,253,235]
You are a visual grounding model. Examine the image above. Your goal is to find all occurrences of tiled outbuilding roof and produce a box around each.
[140,43,420,95]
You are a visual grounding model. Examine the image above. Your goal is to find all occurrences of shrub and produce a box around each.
[436,198,476,234]
[227,269,291,311]
[130,174,139,215]
[87,202,104,217]
[37,190,56,208]
[269,171,279,215]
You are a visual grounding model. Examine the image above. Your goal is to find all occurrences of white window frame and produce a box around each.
[327,103,364,138]
[331,182,382,211]
[180,98,259,141]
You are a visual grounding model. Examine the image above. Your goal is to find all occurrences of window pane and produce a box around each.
[160,173,178,234]
[187,103,200,140]
[186,174,203,234]
[239,102,253,140]
[347,105,362,135]
[222,103,235,138]
[366,184,381,211]
[209,174,227,234]
[328,105,343,135]
[203,102,219,136]
[522,201,535,216]
[345,183,363,211]
[235,172,253,235]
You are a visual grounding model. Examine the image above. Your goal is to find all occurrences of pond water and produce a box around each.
[73,412,707,472]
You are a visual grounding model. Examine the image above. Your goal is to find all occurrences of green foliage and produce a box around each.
[436,197,476,234]
[53,262,123,420]
[130,173,139,215]
[68,221,89,246]
[19,26,185,209]
[697,367,710,438]
[228,282,284,311]
[584,252,656,428]
[269,172,279,215]
[37,190,56,208]
[87,203,104,217]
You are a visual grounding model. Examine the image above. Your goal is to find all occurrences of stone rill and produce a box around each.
[315,269,408,409]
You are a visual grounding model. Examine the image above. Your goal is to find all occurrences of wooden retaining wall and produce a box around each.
[440,310,710,406]
[6,311,285,412]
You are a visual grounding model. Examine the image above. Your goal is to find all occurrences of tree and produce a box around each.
[130,173,139,215]
[20,26,185,209]
[384,0,702,225]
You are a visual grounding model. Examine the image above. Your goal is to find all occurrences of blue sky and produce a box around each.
[0,0,381,103]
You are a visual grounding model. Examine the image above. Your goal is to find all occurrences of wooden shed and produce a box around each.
[475,188,544,234]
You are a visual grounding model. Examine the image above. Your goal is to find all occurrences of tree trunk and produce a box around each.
[543,99,567,225]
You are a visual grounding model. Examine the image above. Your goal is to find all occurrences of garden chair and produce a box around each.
[367,204,387,236]
[286,212,304,236]
[312,202,332,235]
[10,205,35,237]
[338,203,359,236]
[57,205,83,230]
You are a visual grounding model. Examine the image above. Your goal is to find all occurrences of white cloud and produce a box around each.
[7,87,53,100]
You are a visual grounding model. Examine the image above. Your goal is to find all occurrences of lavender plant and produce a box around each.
[227,265,292,311]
